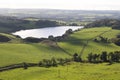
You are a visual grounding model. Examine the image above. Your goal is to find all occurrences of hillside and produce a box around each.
[58,27,120,59]
[0,27,120,67]
[0,16,66,33]
[0,27,120,80]
[85,19,120,29]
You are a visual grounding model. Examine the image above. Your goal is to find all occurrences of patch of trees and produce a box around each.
[73,53,82,62]
[113,39,120,46]
[69,23,79,26]
[0,16,67,33]
[0,35,11,42]
[111,35,120,46]
[48,29,73,42]
[35,20,64,27]
[0,57,72,72]
[93,36,111,43]
[87,51,120,63]
[24,37,47,43]
[73,51,120,64]
[85,19,120,29]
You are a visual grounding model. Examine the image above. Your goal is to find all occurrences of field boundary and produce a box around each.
[56,41,72,56]
[79,29,112,57]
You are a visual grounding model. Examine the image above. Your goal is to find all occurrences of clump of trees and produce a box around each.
[69,23,79,26]
[73,53,82,62]
[38,57,72,68]
[24,37,47,43]
[0,35,11,42]
[72,51,120,64]
[110,34,120,46]
[93,36,111,43]
[87,51,120,63]
[35,20,65,27]
[48,29,74,42]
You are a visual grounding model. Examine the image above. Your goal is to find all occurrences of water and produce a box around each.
[13,26,83,38]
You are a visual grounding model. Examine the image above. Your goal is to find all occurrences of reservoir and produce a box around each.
[13,26,83,38]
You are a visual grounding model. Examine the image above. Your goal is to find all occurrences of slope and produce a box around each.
[58,27,120,59]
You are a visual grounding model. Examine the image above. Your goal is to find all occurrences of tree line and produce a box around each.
[1,50,120,71]
[73,51,120,64]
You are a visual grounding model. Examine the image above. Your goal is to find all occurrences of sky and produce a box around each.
[0,0,120,10]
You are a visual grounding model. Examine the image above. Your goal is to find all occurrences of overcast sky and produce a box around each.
[0,0,120,10]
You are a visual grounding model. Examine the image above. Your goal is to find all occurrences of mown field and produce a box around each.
[0,27,120,80]
[0,63,120,80]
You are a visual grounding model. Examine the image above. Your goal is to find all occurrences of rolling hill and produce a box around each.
[0,27,120,67]
[0,27,120,80]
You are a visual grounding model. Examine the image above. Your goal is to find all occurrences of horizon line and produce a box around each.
[0,8,120,11]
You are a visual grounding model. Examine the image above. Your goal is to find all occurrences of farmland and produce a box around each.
[0,63,120,80]
[0,27,120,80]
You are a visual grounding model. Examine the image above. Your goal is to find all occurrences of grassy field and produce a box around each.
[1,27,120,66]
[58,27,120,59]
[0,27,120,80]
[0,43,70,67]
[0,62,120,80]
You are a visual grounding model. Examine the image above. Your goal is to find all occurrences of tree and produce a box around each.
[92,54,100,63]
[38,61,43,67]
[23,62,28,69]
[100,51,108,62]
[73,53,78,62]
[48,35,54,41]
[42,59,52,67]
[51,58,57,67]
[87,53,93,62]
[77,56,82,62]
[58,58,64,65]
[65,29,73,34]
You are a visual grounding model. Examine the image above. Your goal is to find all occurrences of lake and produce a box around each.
[13,26,83,38]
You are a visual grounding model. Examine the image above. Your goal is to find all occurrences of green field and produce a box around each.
[59,27,120,58]
[1,27,120,66]
[0,63,119,80]
[0,43,70,67]
[0,27,120,80]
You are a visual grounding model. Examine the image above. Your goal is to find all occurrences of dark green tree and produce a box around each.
[23,62,28,69]
[51,57,57,67]
[87,53,93,62]
[73,53,78,62]
[100,51,108,62]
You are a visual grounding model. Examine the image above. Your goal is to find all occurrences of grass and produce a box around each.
[0,62,120,80]
[0,43,70,67]
[1,27,120,66]
[58,27,120,59]
[0,27,120,80]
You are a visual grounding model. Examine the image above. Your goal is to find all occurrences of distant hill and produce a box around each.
[1,9,120,22]
[0,16,65,33]
[85,19,120,29]
[1,9,120,33]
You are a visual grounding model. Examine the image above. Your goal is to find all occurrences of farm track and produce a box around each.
[79,29,112,57]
